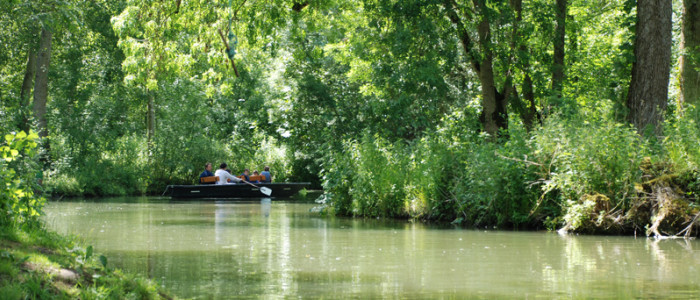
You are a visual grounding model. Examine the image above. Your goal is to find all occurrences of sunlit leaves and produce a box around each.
[2,131,38,162]
[111,6,141,38]
[0,130,44,226]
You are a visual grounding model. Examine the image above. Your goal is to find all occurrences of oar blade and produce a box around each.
[260,187,272,196]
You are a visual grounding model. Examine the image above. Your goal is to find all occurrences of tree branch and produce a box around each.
[292,2,309,12]
[217,28,240,77]
[441,0,481,74]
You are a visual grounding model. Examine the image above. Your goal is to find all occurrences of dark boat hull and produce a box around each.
[164,183,311,199]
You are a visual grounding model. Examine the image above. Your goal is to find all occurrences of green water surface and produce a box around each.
[43,198,700,299]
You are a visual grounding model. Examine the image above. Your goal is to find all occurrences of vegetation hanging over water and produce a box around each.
[1,0,700,236]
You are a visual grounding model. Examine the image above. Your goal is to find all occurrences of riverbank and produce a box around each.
[320,113,700,237]
[0,225,173,299]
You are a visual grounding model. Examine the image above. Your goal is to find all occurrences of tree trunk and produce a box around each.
[523,73,538,129]
[33,27,52,138]
[680,0,700,105]
[475,0,506,137]
[508,0,538,131]
[442,0,481,74]
[479,55,501,136]
[20,47,36,133]
[626,0,672,135]
[552,0,567,95]
[147,91,156,152]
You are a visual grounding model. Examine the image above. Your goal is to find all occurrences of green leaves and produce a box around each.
[99,255,108,268]
[1,130,39,162]
[0,130,44,226]
[85,245,93,261]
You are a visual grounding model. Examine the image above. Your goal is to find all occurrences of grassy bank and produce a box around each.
[1,131,172,299]
[0,224,172,299]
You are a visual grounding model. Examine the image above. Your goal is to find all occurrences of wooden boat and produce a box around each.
[163,182,311,199]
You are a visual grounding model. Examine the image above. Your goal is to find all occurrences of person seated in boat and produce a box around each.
[240,168,251,182]
[251,170,261,183]
[215,163,242,185]
[199,163,215,184]
[261,166,272,183]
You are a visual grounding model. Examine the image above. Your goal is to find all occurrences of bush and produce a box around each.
[664,105,700,173]
[532,115,648,228]
[46,135,148,197]
[322,113,541,227]
[450,127,540,228]
[0,130,44,227]
[322,133,409,218]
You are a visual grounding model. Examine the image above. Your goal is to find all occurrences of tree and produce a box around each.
[8,0,82,140]
[442,0,509,138]
[626,0,672,134]
[112,0,298,152]
[503,0,538,131]
[32,27,52,139]
[551,0,567,95]
[19,47,36,133]
[680,0,700,105]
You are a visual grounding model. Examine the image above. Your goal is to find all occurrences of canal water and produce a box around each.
[43,197,700,299]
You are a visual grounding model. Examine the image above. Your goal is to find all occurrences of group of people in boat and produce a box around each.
[199,162,272,185]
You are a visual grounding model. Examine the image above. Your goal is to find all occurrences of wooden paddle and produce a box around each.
[241,179,272,196]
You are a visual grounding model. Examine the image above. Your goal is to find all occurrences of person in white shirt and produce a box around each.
[214,163,243,185]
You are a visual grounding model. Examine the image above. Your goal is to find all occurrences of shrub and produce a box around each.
[447,125,540,228]
[0,130,44,227]
[322,114,541,227]
[532,115,647,227]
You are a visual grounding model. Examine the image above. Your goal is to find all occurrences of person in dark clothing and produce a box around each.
[240,168,250,182]
[261,166,272,183]
[199,163,215,184]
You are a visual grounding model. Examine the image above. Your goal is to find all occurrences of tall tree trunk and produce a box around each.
[33,28,52,139]
[147,91,156,152]
[680,0,700,105]
[479,54,501,136]
[475,0,506,137]
[20,47,36,133]
[552,0,567,95]
[626,0,672,135]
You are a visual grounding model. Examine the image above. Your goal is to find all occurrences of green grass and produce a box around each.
[0,225,173,299]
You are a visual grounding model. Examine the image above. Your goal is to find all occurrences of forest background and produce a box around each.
[2,0,700,236]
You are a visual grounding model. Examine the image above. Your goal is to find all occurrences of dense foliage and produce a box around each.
[0,131,43,227]
[1,0,699,235]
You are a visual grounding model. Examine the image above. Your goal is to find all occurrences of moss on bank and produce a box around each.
[0,225,173,299]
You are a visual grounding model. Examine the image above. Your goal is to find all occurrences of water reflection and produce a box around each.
[44,199,700,299]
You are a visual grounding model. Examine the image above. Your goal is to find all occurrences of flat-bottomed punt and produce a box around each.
[163,182,311,199]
